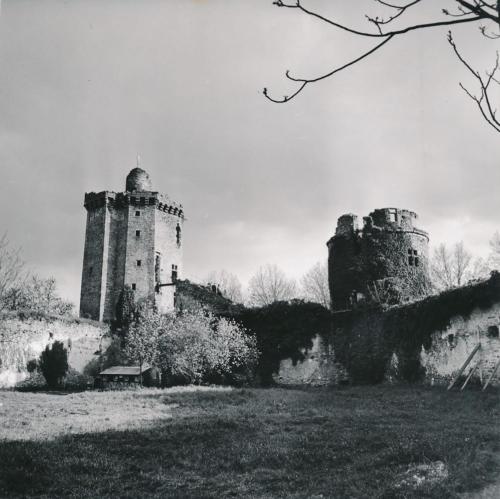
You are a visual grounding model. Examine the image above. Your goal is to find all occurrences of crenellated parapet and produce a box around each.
[84,191,184,219]
[362,208,428,240]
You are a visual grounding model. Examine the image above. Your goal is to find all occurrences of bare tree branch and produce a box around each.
[265,1,500,131]
[448,31,500,132]
[0,233,25,312]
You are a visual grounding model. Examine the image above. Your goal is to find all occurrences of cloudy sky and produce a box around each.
[0,0,499,306]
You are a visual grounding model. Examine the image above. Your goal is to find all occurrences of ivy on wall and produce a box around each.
[237,300,331,386]
[332,272,500,384]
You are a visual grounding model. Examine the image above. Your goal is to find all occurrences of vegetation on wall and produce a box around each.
[332,272,500,384]
[237,300,331,386]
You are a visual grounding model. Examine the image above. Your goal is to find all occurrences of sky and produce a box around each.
[0,0,499,307]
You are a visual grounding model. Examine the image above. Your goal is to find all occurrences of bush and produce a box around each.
[123,309,258,386]
[157,311,258,386]
[26,359,38,373]
[39,341,69,389]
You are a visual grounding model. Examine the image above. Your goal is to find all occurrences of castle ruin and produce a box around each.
[327,208,430,310]
[79,167,184,321]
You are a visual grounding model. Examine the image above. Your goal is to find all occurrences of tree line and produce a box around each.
[0,233,73,317]
[205,231,500,310]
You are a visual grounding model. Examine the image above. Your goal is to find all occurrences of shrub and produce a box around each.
[26,359,38,373]
[38,341,69,389]
[124,309,258,386]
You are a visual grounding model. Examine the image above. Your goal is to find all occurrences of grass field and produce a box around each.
[0,385,499,498]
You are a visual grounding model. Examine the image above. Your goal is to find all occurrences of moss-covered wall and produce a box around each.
[280,273,500,387]
[330,273,500,385]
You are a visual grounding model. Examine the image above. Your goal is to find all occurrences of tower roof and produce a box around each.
[126,168,153,192]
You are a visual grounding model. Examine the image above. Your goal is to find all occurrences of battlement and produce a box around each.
[84,191,184,219]
[365,207,428,239]
[335,213,359,236]
[331,208,428,241]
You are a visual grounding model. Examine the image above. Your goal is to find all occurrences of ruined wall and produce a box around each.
[174,280,241,316]
[327,208,430,310]
[0,314,110,388]
[276,335,348,386]
[420,302,500,386]
[279,275,500,387]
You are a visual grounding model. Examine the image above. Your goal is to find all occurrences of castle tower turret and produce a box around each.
[79,166,184,321]
[327,207,429,310]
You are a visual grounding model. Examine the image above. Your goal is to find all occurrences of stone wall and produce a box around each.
[276,335,348,386]
[103,199,128,321]
[174,280,242,316]
[0,314,110,388]
[80,202,107,320]
[124,198,156,307]
[420,302,500,386]
[155,200,183,314]
[277,275,500,388]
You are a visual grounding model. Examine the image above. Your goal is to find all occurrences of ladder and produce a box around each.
[482,357,500,391]
[447,343,481,390]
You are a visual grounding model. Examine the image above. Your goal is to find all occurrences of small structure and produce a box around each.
[97,365,160,388]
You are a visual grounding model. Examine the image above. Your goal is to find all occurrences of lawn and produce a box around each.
[0,385,499,498]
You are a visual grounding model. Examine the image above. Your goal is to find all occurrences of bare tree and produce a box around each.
[205,270,244,303]
[264,1,500,133]
[4,274,74,316]
[300,261,330,308]
[247,264,297,306]
[0,233,25,312]
[430,241,489,290]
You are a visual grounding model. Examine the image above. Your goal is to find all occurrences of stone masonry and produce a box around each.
[327,208,430,310]
[80,167,184,321]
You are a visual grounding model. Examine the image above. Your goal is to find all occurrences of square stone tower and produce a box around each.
[79,167,184,321]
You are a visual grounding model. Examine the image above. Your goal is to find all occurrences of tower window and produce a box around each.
[131,196,136,205]
[149,197,155,205]
[388,209,397,223]
[136,230,141,237]
[408,249,418,266]
[135,211,140,217]
[88,266,93,276]
[131,283,136,290]
[137,260,142,267]
[140,197,145,205]
[171,264,178,282]
[176,224,181,246]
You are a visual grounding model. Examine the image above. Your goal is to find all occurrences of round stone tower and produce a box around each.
[327,208,429,310]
